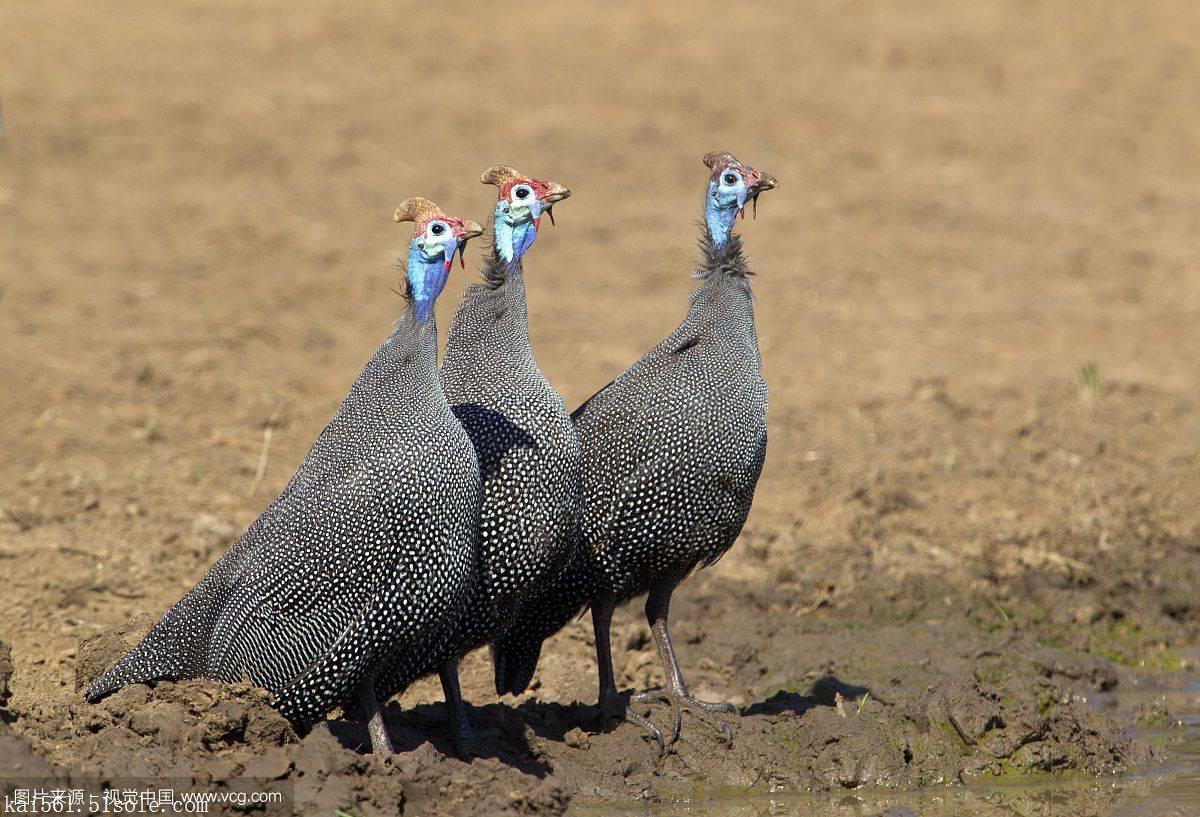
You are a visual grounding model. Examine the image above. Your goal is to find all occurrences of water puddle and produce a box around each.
[577,673,1200,817]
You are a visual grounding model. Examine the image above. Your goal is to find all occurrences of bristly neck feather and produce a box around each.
[693,226,754,284]
[443,243,533,379]
[681,226,759,353]
[479,241,520,290]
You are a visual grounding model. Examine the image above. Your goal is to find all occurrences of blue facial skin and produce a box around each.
[494,195,545,264]
[406,233,459,324]
[705,169,749,247]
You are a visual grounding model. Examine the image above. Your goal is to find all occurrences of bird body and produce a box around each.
[371,168,581,755]
[492,153,776,748]
[575,233,766,598]
[86,200,484,751]
[442,254,582,628]
[492,233,767,692]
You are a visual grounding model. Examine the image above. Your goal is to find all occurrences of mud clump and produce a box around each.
[15,673,567,817]
[0,639,12,709]
[1,640,65,796]
[4,621,569,817]
[917,676,1136,779]
[1,730,63,794]
[73,613,153,693]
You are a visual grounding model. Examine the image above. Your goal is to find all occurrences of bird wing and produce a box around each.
[206,448,432,692]
[573,337,766,562]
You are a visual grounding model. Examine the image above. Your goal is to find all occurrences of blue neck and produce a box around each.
[705,186,739,247]
[406,242,450,324]
[494,200,538,264]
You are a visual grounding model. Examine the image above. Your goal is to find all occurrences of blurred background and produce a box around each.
[3,0,1200,751]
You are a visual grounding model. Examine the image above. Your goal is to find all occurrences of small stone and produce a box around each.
[563,727,590,750]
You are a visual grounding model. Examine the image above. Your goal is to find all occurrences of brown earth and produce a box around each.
[2,1,1200,815]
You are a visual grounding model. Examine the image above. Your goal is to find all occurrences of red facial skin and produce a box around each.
[410,213,483,269]
[708,158,770,192]
[495,177,557,202]
[409,213,479,241]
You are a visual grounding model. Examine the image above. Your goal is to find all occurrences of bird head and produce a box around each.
[702,151,777,246]
[481,165,571,264]
[393,197,483,322]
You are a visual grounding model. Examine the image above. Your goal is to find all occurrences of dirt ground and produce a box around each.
[3,2,1200,815]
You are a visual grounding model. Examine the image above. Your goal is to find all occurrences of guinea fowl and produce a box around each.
[85,198,484,755]
[491,152,776,749]
[372,166,581,758]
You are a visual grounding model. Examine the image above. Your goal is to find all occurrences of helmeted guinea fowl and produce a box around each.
[85,198,484,755]
[491,152,776,749]
[371,166,581,757]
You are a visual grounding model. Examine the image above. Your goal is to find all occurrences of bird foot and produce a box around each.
[597,692,666,753]
[632,688,738,748]
[449,724,500,761]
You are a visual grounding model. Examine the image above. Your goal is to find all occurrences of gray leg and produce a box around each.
[356,676,394,754]
[439,658,484,760]
[592,597,665,751]
[634,585,736,747]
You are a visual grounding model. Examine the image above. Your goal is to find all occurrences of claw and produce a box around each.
[449,726,488,761]
[600,692,666,754]
[640,690,739,747]
[669,698,683,744]
[628,709,666,753]
[716,717,734,748]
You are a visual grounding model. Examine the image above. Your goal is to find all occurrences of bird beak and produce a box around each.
[540,181,570,227]
[747,172,777,219]
[454,220,484,269]
[461,220,484,241]
[749,173,777,194]
[543,181,571,204]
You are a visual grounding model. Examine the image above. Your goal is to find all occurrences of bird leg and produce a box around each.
[439,659,485,760]
[634,586,737,747]
[592,597,665,752]
[356,674,394,754]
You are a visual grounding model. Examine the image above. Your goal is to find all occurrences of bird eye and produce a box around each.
[430,222,446,236]
[723,173,738,185]
[514,186,531,200]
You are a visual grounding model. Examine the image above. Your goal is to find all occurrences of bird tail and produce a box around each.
[489,628,544,697]
[490,574,590,697]
[84,571,232,702]
[85,616,197,701]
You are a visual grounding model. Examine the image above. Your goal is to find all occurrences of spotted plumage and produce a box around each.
[86,200,484,754]
[492,153,776,748]
[371,167,582,756]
